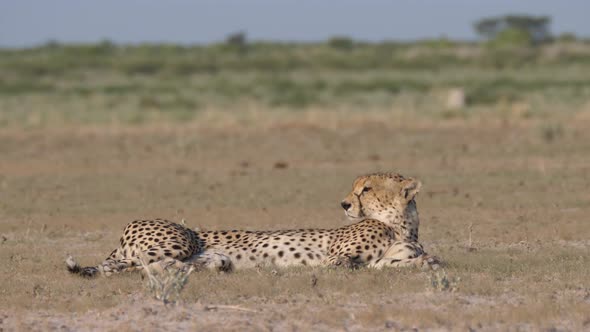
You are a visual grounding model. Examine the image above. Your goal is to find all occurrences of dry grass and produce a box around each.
[141,258,195,304]
[1,111,590,330]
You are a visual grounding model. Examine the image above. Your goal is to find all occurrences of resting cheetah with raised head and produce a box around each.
[66,172,438,277]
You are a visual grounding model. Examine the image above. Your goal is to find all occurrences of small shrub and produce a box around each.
[428,270,460,292]
[539,123,564,143]
[487,28,534,49]
[225,31,248,54]
[421,38,455,49]
[142,259,194,304]
[102,84,141,95]
[466,82,520,105]
[557,33,577,43]
[120,59,165,75]
[439,108,468,120]
[226,31,247,48]
[0,81,55,95]
[327,37,354,51]
[138,96,161,109]
[266,78,320,108]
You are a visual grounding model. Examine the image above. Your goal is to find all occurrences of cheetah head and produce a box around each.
[340,172,421,227]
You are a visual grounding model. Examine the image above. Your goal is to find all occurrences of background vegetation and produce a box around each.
[1,25,590,126]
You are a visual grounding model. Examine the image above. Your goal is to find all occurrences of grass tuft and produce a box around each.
[428,270,460,292]
[539,123,564,143]
[141,258,194,304]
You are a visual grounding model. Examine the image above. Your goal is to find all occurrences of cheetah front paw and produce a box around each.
[420,254,441,270]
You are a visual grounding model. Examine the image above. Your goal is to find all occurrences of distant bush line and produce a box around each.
[1,40,590,112]
[2,40,590,78]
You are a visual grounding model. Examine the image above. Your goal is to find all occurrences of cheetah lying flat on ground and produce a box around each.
[66,172,439,277]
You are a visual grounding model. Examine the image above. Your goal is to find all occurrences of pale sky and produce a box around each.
[1,0,589,47]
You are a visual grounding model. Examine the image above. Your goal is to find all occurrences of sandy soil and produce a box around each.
[1,117,589,331]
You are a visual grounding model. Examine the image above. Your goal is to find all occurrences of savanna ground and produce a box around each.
[1,41,590,331]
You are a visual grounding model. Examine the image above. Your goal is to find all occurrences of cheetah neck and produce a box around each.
[387,200,419,242]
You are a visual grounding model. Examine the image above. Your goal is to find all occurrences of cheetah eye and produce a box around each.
[361,187,372,193]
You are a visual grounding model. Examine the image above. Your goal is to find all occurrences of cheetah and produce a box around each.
[66,172,438,277]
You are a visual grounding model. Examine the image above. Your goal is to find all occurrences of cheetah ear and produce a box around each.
[400,178,422,201]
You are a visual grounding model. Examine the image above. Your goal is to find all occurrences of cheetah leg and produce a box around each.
[187,251,233,272]
[67,242,196,278]
[144,253,232,276]
[324,254,363,269]
[66,248,139,278]
[101,257,146,275]
[143,257,191,276]
[369,241,440,270]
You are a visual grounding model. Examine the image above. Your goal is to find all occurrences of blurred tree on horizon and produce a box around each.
[474,15,552,45]
[225,31,248,54]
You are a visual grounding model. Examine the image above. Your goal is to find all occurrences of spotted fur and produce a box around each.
[66,172,438,277]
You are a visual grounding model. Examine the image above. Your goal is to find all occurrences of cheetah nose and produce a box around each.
[341,201,352,211]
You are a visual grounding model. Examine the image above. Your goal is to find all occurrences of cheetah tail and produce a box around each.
[66,255,100,278]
